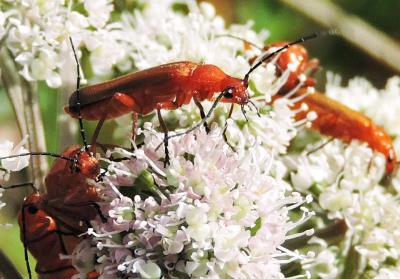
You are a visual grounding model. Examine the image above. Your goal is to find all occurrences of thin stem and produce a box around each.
[0,47,49,191]
[342,240,360,278]
[0,48,27,147]
[24,82,48,188]
[0,250,23,279]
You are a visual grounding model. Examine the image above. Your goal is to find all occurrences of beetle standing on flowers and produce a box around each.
[221,34,396,174]
[0,40,107,279]
[64,34,320,166]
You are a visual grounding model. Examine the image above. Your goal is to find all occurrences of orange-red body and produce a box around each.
[65,61,249,120]
[45,145,99,205]
[292,89,395,173]
[263,42,396,173]
[19,193,81,279]
[18,146,102,278]
[261,41,319,93]
[43,145,101,232]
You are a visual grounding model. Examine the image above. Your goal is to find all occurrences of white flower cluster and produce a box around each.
[115,0,302,156]
[326,74,400,139]
[6,0,400,278]
[124,1,264,72]
[0,0,127,87]
[75,126,313,278]
[64,2,317,277]
[0,0,277,91]
[286,75,400,276]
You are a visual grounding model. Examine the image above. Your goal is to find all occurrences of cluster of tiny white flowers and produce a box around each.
[6,0,400,278]
[123,0,265,70]
[0,0,127,87]
[77,126,313,278]
[63,1,319,278]
[326,74,400,139]
[326,74,400,191]
[287,140,385,198]
[286,74,400,275]
[300,237,339,279]
[374,267,400,279]
[116,0,299,157]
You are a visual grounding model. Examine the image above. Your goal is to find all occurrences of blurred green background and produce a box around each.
[1,0,400,278]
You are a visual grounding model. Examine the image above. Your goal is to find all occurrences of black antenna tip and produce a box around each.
[244,30,333,80]
[303,32,318,41]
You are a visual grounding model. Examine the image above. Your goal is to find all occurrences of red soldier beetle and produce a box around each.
[223,34,396,174]
[265,42,395,174]
[217,34,319,94]
[0,148,104,279]
[1,182,100,279]
[0,39,106,198]
[290,88,396,174]
[258,41,320,94]
[64,61,249,166]
[64,34,319,165]
[0,40,110,279]
[20,191,81,279]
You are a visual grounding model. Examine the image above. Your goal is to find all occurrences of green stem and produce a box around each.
[0,249,23,279]
[342,241,361,279]
[0,47,48,191]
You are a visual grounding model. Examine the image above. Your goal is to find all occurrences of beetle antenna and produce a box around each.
[244,31,328,83]
[0,152,77,164]
[1,152,79,173]
[69,37,89,152]
[21,203,32,279]
[0,182,37,191]
[215,34,263,50]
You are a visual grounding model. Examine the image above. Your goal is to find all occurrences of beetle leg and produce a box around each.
[91,117,106,153]
[55,222,69,254]
[157,109,170,167]
[223,104,236,151]
[194,99,210,133]
[62,201,107,223]
[131,112,139,151]
[306,137,334,155]
[156,101,179,167]
[91,93,138,152]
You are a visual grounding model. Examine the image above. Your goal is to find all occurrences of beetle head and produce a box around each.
[220,77,249,105]
[62,145,100,178]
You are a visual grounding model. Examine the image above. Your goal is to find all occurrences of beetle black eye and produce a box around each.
[223,87,235,98]
[28,205,38,215]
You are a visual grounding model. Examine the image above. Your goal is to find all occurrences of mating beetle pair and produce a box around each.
[1,32,395,279]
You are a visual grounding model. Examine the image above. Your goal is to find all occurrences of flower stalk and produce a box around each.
[0,46,48,190]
